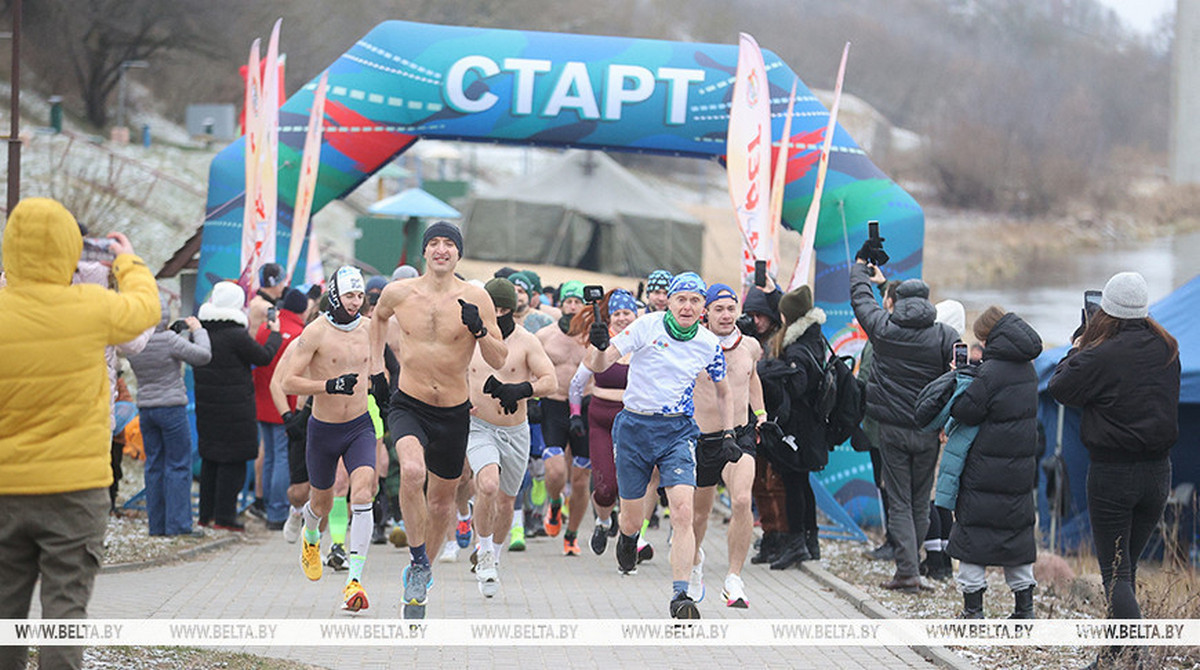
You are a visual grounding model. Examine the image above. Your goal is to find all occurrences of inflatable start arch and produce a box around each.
[200,20,925,525]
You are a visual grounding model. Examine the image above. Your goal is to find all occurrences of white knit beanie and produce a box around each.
[935,299,966,338]
[1100,272,1149,319]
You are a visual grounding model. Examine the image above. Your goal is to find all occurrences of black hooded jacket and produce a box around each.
[946,313,1043,566]
[849,263,957,429]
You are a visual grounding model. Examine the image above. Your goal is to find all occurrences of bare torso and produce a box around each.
[693,334,760,433]
[380,276,493,407]
[306,317,373,423]
[468,329,553,427]
[537,326,585,401]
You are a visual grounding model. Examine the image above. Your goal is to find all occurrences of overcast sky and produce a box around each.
[1099,0,1175,34]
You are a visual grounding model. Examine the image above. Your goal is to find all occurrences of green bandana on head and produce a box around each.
[663,310,699,341]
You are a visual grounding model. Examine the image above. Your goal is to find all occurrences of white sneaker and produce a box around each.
[283,509,304,544]
[437,540,459,563]
[475,549,499,598]
[722,573,749,609]
[687,547,705,602]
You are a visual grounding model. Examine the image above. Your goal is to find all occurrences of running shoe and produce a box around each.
[301,538,322,581]
[437,540,459,563]
[607,510,620,537]
[248,498,267,521]
[509,525,526,552]
[530,478,548,506]
[342,579,369,612]
[544,506,563,537]
[326,543,349,571]
[722,573,749,609]
[402,562,434,607]
[590,523,609,556]
[616,532,638,575]
[688,547,705,602]
[563,535,581,556]
[456,519,472,549]
[389,521,408,548]
[637,542,654,563]
[475,549,499,598]
[282,510,303,544]
[670,592,701,619]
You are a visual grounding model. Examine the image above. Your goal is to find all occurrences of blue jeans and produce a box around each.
[259,422,291,524]
[140,405,195,535]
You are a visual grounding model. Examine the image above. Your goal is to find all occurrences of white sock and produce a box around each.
[512,509,524,528]
[923,539,940,552]
[289,505,302,518]
[493,536,504,565]
[599,515,611,528]
[457,509,471,522]
[480,535,494,554]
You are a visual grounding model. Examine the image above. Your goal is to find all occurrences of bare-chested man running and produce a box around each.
[370,221,507,619]
[689,283,764,609]
[535,283,590,554]
[275,266,377,612]
[466,278,556,597]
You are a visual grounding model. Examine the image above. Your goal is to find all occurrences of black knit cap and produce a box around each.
[422,221,463,257]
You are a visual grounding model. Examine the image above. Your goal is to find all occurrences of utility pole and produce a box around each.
[1171,0,1200,183]
[6,0,21,214]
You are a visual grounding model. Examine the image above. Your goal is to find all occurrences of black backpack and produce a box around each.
[803,336,867,448]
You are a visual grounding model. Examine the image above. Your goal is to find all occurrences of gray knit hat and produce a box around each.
[1101,271,1149,319]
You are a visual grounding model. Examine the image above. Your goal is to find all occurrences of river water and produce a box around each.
[948,230,1200,348]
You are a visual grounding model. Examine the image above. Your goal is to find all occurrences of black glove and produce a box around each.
[569,414,587,438]
[589,320,610,351]
[326,373,358,395]
[735,313,758,337]
[283,410,306,443]
[459,298,487,339]
[758,420,784,447]
[369,372,391,406]
[527,399,544,424]
[855,240,875,263]
[721,431,743,462]
[483,374,534,414]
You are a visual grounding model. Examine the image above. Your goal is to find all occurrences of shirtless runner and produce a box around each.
[535,283,590,555]
[689,284,765,609]
[274,266,378,612]
[466,278,556,597]
[369,221,507,619]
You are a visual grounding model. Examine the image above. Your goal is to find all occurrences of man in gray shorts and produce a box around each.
[466,278,556,597]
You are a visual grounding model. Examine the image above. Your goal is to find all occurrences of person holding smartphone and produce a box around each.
[1049,272,1180,669]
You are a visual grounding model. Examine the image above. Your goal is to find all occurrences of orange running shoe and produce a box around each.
[342,579,369,612]
[563,536,581,556]
[544,506,563,537]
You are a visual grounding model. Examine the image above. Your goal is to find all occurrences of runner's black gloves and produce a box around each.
[589,320,610,351]
[721,430,741,462]
[369,372,391,416]
[569,414,587,438]
[282,410,306,442]
[483,375,534,414]
[459,299,487,339]
[326,373,358,395]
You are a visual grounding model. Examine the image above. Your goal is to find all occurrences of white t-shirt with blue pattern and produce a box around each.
[611,312,726,416]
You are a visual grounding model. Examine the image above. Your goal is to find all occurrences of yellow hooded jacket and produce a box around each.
[0,198,160,494]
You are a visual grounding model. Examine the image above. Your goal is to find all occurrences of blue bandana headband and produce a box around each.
[608,289,638,313]
[667,272,706,297]
[705,283,738,307]
[646,270,672,292]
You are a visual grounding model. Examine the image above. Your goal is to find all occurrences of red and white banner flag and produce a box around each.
[726,33,774,287]
[257,19,282,270]
[767,79,798,272]
[239,37,264,297]
[787,42,851,292]
[284,71,328,285]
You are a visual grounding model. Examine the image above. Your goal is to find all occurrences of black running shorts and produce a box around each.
[387,388,472,480]
[695,422,757,488]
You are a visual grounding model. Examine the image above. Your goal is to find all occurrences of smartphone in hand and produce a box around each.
[754,260,767,288]
[953,342,969,369]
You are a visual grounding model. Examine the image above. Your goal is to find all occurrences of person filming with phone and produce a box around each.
[850,221,957,592]
[1048,272,1180,670]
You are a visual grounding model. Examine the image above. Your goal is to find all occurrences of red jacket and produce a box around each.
[254,309,305,423]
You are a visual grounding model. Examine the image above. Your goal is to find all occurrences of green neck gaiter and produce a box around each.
[663,310,699,342]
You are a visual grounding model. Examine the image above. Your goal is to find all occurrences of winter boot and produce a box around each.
[804,528,820,561]
[1009,586,1035,619]
[960,587,985,619]
[769,533,812,570]
[750,531,783,565]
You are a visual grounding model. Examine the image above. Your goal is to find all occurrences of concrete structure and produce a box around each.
[1172,0,1200,183]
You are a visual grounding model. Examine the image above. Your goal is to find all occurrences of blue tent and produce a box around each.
[368,188,462,219]
[1034,274,1200,552]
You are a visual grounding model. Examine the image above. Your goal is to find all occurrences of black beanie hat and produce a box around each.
[422,221,464,257]
[280,288,309,314]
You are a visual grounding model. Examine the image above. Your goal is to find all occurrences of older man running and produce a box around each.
[370,221,507,618]
[586,272,735,619]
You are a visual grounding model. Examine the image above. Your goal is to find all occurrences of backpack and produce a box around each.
[803,336,868,448]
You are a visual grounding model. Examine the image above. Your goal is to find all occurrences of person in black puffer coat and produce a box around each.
[195,281,282,531]
[1049,271,1180,670]
[947,306,1043,620]
[759,285,826,569]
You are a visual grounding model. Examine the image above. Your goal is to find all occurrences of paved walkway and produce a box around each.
[68,516,934,668]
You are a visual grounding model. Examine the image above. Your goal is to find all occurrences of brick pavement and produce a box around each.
[66,515,937,668]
